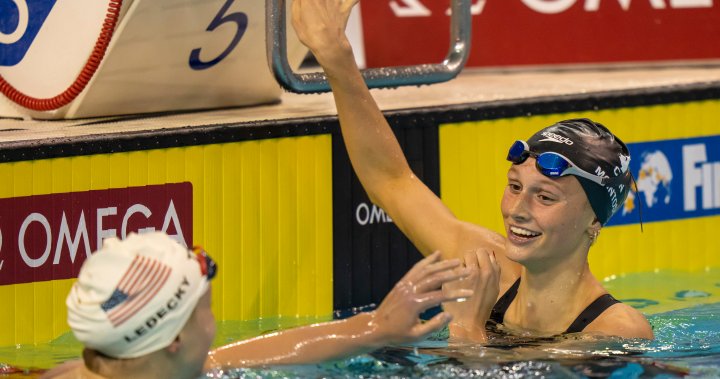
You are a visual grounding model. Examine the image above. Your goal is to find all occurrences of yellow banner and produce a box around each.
[0,136,333,346]
[439,100,720,279]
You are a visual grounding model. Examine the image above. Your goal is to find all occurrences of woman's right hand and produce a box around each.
[444,249,500,342]
[368,251,474,346]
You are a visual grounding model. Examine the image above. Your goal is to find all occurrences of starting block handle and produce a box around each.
[266,0,472,93]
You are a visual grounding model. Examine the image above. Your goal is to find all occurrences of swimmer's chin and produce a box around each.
[503,232,541,258]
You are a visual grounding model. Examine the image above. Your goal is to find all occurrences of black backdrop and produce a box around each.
[331,117,440,311]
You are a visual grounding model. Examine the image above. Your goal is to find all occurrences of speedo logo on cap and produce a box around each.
[539,132,574,145]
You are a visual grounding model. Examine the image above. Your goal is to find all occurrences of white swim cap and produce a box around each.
[66,232,210,359]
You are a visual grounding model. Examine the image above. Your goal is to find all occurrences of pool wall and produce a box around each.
[439,99,720,276]
[0,136,334,346]
[1,83,719,346]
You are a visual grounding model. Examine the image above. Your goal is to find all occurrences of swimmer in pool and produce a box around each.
[291,0,653,341]
[41,232,473,379]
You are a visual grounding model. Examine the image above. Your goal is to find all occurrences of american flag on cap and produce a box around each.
[100,255,172,327]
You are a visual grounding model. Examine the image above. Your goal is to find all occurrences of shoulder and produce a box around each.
[40,360,84,379]
[451,221,506,252]
[453,221,521,286]
[40,359,106,379]
[584,302,654,339]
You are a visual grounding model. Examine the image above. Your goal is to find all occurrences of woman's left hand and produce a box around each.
[443,249,500,342]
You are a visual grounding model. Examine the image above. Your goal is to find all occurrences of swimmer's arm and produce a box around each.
[205,252,473,369]
[292,0,505,262]
[206,313,406,368]
[584,303,654,339]
[292,0,410,197]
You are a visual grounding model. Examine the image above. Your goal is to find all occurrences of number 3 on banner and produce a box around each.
[0,0,29,44]
[189,0,248,70]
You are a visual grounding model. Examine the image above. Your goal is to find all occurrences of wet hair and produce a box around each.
[526,118,632,225]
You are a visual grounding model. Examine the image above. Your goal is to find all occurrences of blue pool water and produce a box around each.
[204,269,720,379]
[204,302,720,378]
[1,270,718,378]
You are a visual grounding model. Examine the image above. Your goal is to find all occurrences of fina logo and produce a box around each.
[611,136,720,226]
[622,150,673,216]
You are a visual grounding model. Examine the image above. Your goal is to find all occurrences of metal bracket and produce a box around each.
[266,0,472,93]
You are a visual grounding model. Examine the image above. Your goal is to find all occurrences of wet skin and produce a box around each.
[501,158,599,273]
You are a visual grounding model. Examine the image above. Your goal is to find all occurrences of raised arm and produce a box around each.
[205,252,473,368]
[291,0,505,260]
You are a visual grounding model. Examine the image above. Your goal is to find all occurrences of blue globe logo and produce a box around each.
[623,151,673,216]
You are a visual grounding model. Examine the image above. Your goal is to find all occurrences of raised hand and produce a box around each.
[291,0,359,66]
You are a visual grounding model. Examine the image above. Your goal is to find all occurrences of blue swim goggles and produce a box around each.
[506,140,611,186]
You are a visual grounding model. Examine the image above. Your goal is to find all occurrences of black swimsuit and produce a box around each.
[488,278,620,334]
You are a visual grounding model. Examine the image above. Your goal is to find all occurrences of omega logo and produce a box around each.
[0,183,192,286]
[355,202,394,226]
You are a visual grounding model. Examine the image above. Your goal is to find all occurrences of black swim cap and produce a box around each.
[526,118,632,225]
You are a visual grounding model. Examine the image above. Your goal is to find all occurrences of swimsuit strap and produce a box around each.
[487,279,621,334]
[488,278,521,325]
[563,293,620,334]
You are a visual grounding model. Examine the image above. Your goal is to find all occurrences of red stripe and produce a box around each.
[107,258,166,324]
[111,266,170,327]
[118,256,151,294]
[109,259,163,324]
[121,256,154,295]
[115,255,141,291]
[110,265,171,326]
[122,259,155,301]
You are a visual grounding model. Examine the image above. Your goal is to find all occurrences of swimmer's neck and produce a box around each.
[521,250,591,289]
[81,348,198,379]
[508,260,603,333]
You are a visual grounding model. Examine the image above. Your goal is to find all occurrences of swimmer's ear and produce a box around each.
[587,218,602,244]
[166,335,181,354]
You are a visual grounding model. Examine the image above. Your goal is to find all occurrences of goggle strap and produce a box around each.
[629,171,644,233]
[192,245,210,277]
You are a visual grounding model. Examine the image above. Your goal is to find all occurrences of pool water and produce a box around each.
[205,302,720,378]
[2,269,718,378]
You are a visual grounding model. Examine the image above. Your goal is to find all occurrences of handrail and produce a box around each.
[266,0,472,93]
